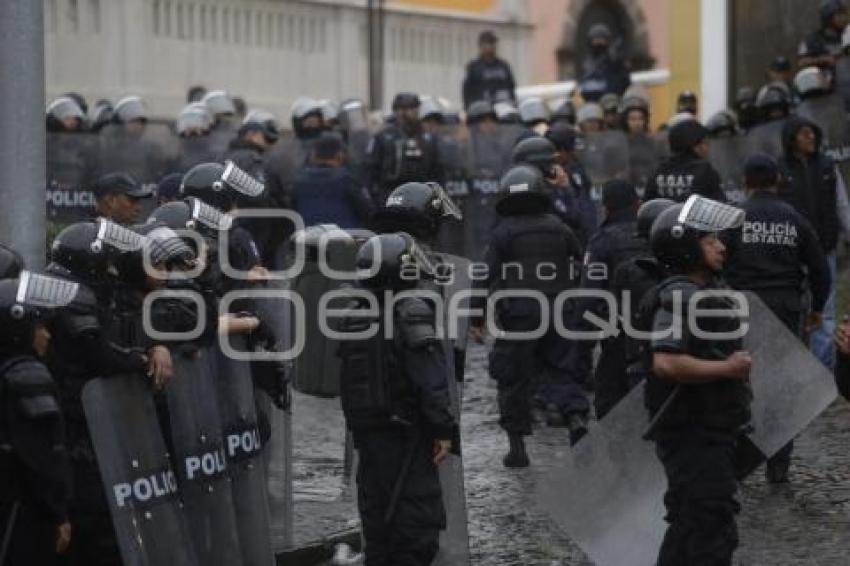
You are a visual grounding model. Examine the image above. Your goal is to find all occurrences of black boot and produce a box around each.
[765,458,790,484]
[567,413,588,446]
[503,433,530,468]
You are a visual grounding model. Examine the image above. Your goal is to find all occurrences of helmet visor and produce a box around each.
[678,195,745,232]
[222,161,265,198]
[16,271,80,308]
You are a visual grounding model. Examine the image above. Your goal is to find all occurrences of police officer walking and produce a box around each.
[367,93,442,202]
[644,196,751,565]
[338,233,458,565]
[724,154,831,483]
[471,165,587,465]
[644,118,726,202]
[0,271,79,566]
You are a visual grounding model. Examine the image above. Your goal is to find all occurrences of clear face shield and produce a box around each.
[15,270,80,310]
[92,218,147,254]
[677,195,745,233]
[221,161,265,198]
[427,183,463,221]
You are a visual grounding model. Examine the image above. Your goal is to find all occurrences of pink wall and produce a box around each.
[525,0,670,84]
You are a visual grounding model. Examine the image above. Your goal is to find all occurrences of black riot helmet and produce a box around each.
[511,136,558,175]
[735,86,760,130]
[755,84,791,119]
[291,97,325,139]
[356,232,437,292]
[706,110,739,137]
[50,219,146,283]
[466,100,497,125]
[148,197,233,241]
[649,195,744,273]
[820,0,847,26]
[180,161,265,211]
[133,223,197,271]
[372,182,463,240]
[518,97,550,127]
[391,92,420,111]
[0,271,79,353]
[636,198,675,239]
[676,90,699,115]
[550,100,577,126]
[0,244,24,280]
[496,164,549,216]
[794,66,831,99]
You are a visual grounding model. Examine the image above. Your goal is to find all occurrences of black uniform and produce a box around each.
[0,356,71,566]
[367,126,442,202]
[645,276,751,566]
[339,296,457,566]
[570,209,647,418]
[43,271,147,566]
[644,153,725,203]
[461,56,517,109]
[477,212,587,433]
[579,52,632,100]
[724,189,831,474]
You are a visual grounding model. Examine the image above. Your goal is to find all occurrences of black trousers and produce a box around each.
[1,501,59,566]
[655,426,740,566]
[354,428,444,566]
[61,459,122,566]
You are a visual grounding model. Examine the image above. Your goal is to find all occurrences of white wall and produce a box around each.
[44,0,532,121]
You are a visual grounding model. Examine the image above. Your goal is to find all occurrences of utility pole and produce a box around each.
[0,1,46,268]
[367,0,385,111]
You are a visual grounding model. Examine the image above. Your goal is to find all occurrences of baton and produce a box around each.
[384,428,420,524]
[642,386,681,441]
[0,500,21,566]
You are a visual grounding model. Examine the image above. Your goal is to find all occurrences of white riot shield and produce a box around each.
[538,294,839,566]
[82,375,198,566]
[166,347,244,566]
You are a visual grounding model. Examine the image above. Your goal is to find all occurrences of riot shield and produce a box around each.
[744,118,787,161]
[436,123,471,256]
[796,93,848,150]
[627,132,660,195]
[708,136,747,204]
[742,292,838,456]
[577,131,630,197]
[175,135,220,174]
[82,375,197,566]
[290,225,359,397]
[835,55,850,111]
[431,253,472,566]
[538,293,839,566]
[213,338,276,566]
[462,177,500,262]
[46,131,99,223]
[166,347,244,566]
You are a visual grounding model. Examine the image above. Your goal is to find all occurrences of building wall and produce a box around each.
[44,0,532,120]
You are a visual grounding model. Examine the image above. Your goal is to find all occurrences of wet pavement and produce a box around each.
[288,341,850,565]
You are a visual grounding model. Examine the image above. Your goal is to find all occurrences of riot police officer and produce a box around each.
[174,102,217,173]
[338,232,458,565]
[579,23,632,101]
[371,181,462,249]
[92,172,153,226]
[724,154,831,483]
[567,181,646,419]
[201,90,240,158]
[798,0,848,75]
[45,220,167,566]
[545,126,599,243]
[644,196,751,566]
[513,135,593,244]
[367,93,442,202]
[735,86,761,133]
[461,30,517,109]
[644,118,726,202]
[0,272,78,566]
[46,96,86,133]
[470,165,587,464]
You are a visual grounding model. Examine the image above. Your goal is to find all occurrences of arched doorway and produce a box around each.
[557,0,655,81]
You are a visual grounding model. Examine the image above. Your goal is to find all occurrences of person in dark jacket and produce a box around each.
[0,273,77,566]
[578,24,632,101]
[470,165,587,465]
[644,118,726,202]
[724,153,831,483]
[546,125,599,243]
[777,117,841,369]
[798,0,848,75]
[293,133,373,229]
[644,196,751,566]
[461,30,516,109]
[568,181,647,419]
[339,233,457,566]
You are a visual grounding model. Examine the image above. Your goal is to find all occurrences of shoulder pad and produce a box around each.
[3,358,61,419]
[657,276,700,310]
[395,297,438,349]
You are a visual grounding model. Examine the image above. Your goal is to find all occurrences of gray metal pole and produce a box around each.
[0,1,46,269]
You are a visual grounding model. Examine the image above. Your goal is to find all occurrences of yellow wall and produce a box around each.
[647,0,701,129]
[391,0,495,12]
